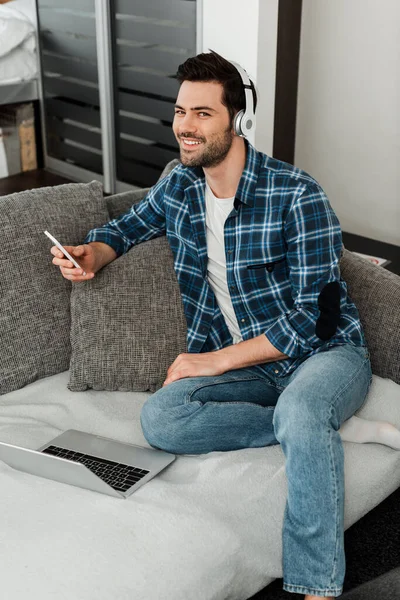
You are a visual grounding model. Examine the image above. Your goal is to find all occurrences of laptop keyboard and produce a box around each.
[42,445,149,492]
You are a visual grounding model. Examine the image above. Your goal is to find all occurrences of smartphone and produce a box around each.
[44,230,86,275]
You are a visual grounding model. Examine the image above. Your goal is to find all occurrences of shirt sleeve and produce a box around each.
[83,176,168,256]
[264,182,344,359]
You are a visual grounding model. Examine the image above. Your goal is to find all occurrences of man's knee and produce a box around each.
[273,391,336,445]
[140,384,198,453]
[140,394,172,451]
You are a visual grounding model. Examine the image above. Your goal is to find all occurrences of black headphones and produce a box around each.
[229,61,256,138]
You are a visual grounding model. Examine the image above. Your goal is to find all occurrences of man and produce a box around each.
[50,51,399,599]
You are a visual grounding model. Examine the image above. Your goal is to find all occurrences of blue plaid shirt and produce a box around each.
[85,142,365,378]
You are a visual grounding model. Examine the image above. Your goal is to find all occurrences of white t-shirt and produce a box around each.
[205,182,243,344]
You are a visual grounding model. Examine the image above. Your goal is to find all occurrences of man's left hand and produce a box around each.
[163,352,227,386]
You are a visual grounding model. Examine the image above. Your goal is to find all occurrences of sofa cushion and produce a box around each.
[0,181,109,394]
[68,236,187,392]
[1,370,400,599]
[340,248,400,385]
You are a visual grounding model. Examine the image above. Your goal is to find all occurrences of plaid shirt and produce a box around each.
[85,142,365,378]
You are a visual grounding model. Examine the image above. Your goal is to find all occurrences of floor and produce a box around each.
[250,482,400,599]
[0,169,73,195]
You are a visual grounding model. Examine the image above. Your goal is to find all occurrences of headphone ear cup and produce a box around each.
[234,110,244,136]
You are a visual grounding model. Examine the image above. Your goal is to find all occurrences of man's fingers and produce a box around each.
[163,374,180,386]
[167,353,187,370]
[72,245,86,256]
[50,246,64,258]
[61,268,94,281]
[60,265,83,275]
[52,256,74,268]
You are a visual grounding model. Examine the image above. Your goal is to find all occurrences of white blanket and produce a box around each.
[0,373,399,600]
[0,0,37,84]
[0,45,37,84]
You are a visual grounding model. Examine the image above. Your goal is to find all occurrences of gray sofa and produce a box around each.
[0,162,399,600]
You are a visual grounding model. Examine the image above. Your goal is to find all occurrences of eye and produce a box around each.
[198,112,210,117]
[174,110,185,116]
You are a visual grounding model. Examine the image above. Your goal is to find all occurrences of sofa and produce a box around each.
[0,161,399,600]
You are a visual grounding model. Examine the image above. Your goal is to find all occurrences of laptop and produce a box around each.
[0,429,176,499]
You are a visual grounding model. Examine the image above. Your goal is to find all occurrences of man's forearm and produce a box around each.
[214,334,288,372]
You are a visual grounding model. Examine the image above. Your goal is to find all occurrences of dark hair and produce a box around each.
[175,50,257,124]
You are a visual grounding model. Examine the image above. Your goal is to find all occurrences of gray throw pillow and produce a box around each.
[340,248,400,385]
[69,158,184,393]
[68,236,187,392]
[0,181,109,394]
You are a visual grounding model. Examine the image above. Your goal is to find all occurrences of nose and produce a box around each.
[177,112,198,136]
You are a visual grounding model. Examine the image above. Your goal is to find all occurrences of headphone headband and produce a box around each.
[229,60,256,138]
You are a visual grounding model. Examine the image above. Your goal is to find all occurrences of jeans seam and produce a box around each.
[184,375,276,405]
[283,582,342,595]
[328,403,340,588]
[326,355,369,588]
[206,401,276,409]
[331,356,369,406]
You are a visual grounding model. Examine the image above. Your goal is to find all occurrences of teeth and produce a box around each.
[182,140,201,145]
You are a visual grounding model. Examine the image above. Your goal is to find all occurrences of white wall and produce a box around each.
[254,0,279,155]
[295,0,400,246]
[200,0,278,154]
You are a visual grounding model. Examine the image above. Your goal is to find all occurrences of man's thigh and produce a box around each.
[141,367,282,453]
[150,366,281,409]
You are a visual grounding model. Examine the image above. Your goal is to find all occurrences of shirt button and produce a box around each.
[274,369,279,374]
[241,318,246,323]
[227,249,233,254]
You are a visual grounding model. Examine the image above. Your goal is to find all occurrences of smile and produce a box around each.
[180,139,203,149]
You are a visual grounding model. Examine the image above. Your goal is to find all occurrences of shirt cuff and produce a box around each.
[264,312,313,359]
[83,228,129,257]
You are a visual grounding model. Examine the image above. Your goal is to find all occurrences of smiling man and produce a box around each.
[50,51,388,599]
[174,81,235,169]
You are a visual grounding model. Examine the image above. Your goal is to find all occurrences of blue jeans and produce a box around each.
[140,344,372,597]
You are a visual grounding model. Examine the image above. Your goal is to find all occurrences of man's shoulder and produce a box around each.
[257,151,321,191]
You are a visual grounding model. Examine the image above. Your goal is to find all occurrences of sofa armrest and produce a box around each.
[340,248,400,384]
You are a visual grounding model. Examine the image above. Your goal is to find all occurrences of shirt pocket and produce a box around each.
[244,254,289,296]
[246,256,287,273]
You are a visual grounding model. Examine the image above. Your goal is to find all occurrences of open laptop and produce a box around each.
[0,429,176,499]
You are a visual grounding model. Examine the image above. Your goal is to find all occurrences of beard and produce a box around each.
[178,126,234,168]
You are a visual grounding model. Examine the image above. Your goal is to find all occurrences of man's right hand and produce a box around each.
[51,244,97,282]
[51,241,118,282]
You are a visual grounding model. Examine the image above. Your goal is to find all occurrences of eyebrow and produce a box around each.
[174,104,217,113]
